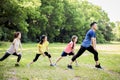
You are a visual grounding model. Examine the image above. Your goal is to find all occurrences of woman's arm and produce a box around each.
[13,39,17,52]
[19,40,22,53]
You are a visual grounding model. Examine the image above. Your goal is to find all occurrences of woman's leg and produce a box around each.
[0,52,10,61]
[13,52,22,64]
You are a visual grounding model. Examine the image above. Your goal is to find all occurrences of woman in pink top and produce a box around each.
[54,35,78,66]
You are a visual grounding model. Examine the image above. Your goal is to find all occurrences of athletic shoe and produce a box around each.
[53,63,57,66]
[15,63,20,67]
[50,64,54,66]
[95,64,102,69]
[67,65,73,69]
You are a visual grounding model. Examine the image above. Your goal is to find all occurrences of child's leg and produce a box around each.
[55,51,67,65]
[44,52,52,64]
[30,54,41,64]
[55,56,63,64]
[13,52,22,64]
[0,52,10,61]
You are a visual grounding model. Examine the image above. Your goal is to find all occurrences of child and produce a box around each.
[28,35,53,66]
[54,35,78,66]
[0,32,22,66]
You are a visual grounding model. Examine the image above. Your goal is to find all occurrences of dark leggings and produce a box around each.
[72,46,98,62]
[0,52,22,62]
[33,52,51,62]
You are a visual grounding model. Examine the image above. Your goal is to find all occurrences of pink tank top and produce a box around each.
[64,41,75,53]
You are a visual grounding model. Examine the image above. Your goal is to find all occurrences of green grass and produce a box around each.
[0,42,120,80]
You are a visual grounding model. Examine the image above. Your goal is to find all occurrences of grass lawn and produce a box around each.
[0,42,120,80]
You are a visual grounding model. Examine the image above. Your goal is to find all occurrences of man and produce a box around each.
[67,22,102,69]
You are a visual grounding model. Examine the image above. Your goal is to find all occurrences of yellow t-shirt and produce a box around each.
[37,41,49,54]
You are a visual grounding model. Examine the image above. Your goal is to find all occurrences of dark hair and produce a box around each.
[90,22,97,27]
[14,32,21,38]
[71,35,78,42]
[39,35,47,44]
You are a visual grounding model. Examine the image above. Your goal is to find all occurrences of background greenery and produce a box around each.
[0,0,120,43]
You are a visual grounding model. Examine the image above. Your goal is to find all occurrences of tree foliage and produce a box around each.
[0,0,116,43]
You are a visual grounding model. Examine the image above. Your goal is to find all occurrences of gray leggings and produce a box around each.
[0,52,22,62]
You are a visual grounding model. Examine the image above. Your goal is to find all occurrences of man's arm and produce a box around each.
[91,37,96,50]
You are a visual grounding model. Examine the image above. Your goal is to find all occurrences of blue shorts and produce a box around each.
[61,51,74,57]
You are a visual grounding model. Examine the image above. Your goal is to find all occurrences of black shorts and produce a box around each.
[61,51,74,57]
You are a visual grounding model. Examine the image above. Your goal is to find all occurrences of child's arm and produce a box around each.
[72,48,75,53]
[46,46,49,52]
[71,42,75,53]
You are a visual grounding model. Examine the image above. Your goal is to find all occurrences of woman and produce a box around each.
[0,32,22,66]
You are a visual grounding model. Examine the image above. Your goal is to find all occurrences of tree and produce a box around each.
[113,21,120,41]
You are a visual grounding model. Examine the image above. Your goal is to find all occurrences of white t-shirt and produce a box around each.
[7,39,21,54]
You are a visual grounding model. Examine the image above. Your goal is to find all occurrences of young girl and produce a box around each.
[28,35,53,66]
[0,32,22,66]
[54,35,78,66]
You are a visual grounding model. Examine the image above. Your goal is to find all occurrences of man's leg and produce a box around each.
[87,46,99,64]
[71,46,86,64]
[87,46,102,69]
[69,52,78,66]
[67,46,86,69]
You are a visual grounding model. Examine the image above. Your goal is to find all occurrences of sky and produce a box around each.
[88,0,120,22]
